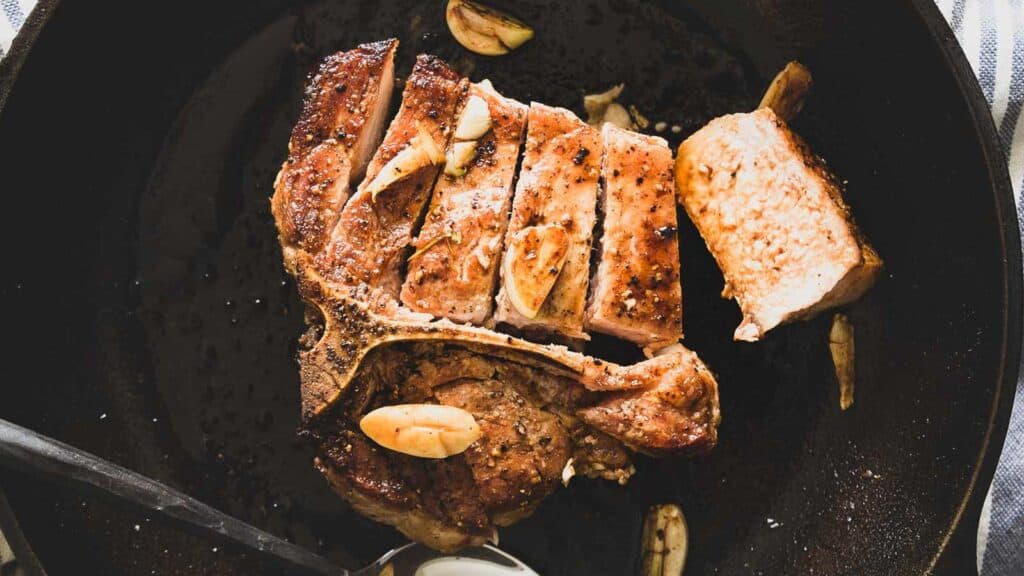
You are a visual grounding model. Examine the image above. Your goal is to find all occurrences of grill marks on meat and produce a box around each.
[492,103,602,343]
[401,83,528,323]
[274,47,722,552]
[586,124,684,348]
[675,108,882,341]
[271,39,397,272]
[315,55,469,306]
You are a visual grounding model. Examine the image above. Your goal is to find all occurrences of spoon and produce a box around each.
[0,418,537,576]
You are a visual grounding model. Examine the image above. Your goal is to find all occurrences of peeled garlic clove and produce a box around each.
[360,404,483,458]
[451,24,506,57]
[365,124,445,202]
[446,0,534,56]
[603,103,634,130]
[829,313,855,410]
[445,140,478,177]
[640,504,688,576]
[561,457,576,487]
[502,224,570,319]
[455,95,492,140]
[759,60,812,122]
[584,84,625,125]
[492,20,534,49]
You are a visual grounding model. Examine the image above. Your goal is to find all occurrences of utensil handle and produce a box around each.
[0,418,344,576]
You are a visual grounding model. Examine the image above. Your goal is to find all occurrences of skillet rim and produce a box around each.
[907,0,1022,571]
[0,0,1018,572]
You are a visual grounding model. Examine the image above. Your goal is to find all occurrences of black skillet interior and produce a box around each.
[0,0,1018,574]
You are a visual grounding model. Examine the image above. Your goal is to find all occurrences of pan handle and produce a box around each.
[0,418,345,576]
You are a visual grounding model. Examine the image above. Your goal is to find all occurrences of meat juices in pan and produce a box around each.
[400,82,528,324]
[586,123,683,349]
[315,55,469,306]
[492,103,602,343]
[271,39,397,273]
[674,107,882,341]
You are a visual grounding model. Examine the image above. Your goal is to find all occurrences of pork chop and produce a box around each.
[273,48,721,552]
[674,107,882,341]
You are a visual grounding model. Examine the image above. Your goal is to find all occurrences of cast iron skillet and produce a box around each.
[0,0,1019,574]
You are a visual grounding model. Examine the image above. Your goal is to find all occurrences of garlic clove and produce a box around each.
[502,224,570,319]
[365,123,445,202]
[445,140,478,177]
[446,0,534,56]
[603,103,634,130]
[360,404,482,459]
[454,95,492,140]
[583,84,625,126]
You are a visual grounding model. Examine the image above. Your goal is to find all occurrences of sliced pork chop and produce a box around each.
[400,82,528,323]
[674,107,882,341]
[586,124,683,349]
[271,39,397,272]
[492,103,602,343]
[273,48,721,553]
[315,55,469,306]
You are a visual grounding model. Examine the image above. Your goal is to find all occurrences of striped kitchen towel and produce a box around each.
[0,1,33,59]
[2,0,1024,574]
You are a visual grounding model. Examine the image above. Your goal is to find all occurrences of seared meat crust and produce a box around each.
[272,40,397,271]
[316,55,469,304]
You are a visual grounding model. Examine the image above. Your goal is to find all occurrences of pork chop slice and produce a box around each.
[674,107,882,341]
[492,103,602,343]
[400,82,528,324]
[586,123,683,349]
[315,55,469,307]
[271,39,397,272]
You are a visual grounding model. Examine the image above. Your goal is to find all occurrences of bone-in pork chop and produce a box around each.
[273,44,720,552]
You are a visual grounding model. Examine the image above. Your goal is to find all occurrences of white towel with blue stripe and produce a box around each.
[3,1,1024,573]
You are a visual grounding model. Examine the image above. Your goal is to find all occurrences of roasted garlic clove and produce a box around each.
[502,224,570,319]
[561,457,576,487]
[445,141,478,177]
[454,95,492,140]
[360,404,483,458]
[446,0,534,56]
[829,313,855,410]
[583,84,635,130]
[603,102,634,130]
[758,61,813,122]
[365,123,445,202]
[640,504,688,576]
[584,84,625,126]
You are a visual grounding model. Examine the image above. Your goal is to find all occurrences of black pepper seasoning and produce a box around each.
[573,147,590,165]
